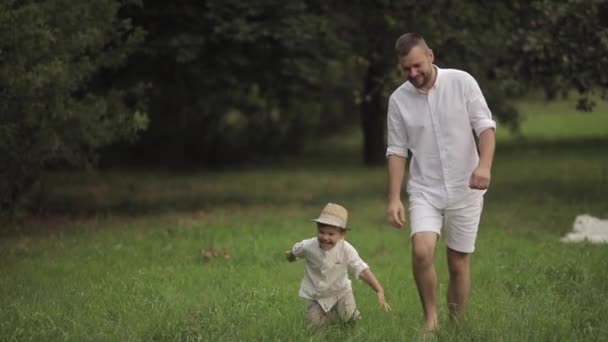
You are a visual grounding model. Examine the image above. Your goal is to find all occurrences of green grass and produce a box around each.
[1,96,608,341]
[498,93,608,140]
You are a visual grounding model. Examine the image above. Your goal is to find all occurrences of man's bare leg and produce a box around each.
[446,248,471,324]
[411,232,440,331]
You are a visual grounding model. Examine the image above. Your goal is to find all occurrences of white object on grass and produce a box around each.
[560,214,608,244]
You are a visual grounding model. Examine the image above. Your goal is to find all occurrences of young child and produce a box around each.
[286,202,391,326]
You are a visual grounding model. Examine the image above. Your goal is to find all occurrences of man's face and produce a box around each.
[317,224,345,250]
[399,45,435,89]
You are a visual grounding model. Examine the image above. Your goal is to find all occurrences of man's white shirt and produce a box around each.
[386,66,496,209]
[292,238,368,312]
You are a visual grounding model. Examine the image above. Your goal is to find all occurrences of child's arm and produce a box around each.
[285,250,297,262]
[344,242,391,311]
[285,239,309,262]
[359,269,391,312]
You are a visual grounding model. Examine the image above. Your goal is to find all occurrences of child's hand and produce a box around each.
[377,291,392,312]
[285,250,296,262]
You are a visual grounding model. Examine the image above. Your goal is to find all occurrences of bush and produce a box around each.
[0,0,147,215]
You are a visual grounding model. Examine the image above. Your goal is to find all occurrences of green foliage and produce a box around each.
[117,0,348,166]
[108,1,608,166]
[513,0,608,110]
[3,0,608,211]
[0,0,146,214]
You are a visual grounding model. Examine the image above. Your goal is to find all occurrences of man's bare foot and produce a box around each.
[423,315,438,333]
[418,324,438,342]
[422,323,438,334]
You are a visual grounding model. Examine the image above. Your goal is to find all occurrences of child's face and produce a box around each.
[317,224,346,250]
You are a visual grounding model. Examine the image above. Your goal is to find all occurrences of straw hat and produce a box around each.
[313,203,349,230]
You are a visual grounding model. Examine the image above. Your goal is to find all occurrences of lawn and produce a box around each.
[1,96,607,341]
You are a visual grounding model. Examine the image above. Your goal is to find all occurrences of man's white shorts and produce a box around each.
[408,193,484,253]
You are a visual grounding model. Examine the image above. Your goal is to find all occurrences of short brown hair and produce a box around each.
[394,32,427,57]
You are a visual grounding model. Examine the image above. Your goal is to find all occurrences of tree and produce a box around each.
[108,0,608,169]
[328,1,423,165]
[114,0,347,167]
[509,0,608,110]
[0,0,146,215]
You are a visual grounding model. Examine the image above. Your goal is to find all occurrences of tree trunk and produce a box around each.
[360,58,390,166]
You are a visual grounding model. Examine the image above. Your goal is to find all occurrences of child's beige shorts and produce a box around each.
[408,192,484,253]
[306,292,360,326]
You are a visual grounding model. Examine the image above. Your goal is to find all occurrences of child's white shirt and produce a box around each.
[291,238,369,312]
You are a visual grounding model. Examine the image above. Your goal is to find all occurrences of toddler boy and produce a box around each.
[286,203,391,326]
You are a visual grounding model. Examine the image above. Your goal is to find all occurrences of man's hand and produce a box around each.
[469,166,491,190]
[377,291,392,312]
[285,250,296,262]
[386,199,406,228]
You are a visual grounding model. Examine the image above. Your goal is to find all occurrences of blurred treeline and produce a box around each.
[2,0,608,214]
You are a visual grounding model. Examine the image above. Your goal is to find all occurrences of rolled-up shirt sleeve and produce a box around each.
[465,75,496,137]
[344,243,369,279]
[292,240,309,258]
[386,97,409,158]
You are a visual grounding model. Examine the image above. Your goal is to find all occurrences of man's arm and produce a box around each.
[478,127,496,169]
[470,128,496,190]
[387,154,407,228]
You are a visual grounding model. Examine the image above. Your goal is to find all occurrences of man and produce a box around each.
[385,32,496,332]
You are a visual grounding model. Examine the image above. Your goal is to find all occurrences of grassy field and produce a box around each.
[1,97,608,341]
